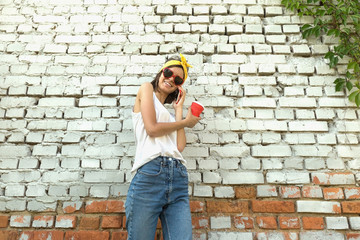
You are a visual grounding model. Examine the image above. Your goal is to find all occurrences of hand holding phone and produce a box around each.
[176,89,182,104]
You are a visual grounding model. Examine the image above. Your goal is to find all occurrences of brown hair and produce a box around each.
[151,56,186,104]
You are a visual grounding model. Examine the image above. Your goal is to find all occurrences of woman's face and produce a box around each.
[158,66,184,94]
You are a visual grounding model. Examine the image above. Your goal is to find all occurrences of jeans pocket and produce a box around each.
[179,164,188,178]
[137,160,162,176]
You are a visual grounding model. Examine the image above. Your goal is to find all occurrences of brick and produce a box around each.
[252,145,291,157]
[63,201,83,213]
[302,216,324,230]
[256,232,299,240]
[111,231,128,240]
[234,216,254,229]
[347,233,360,240]
[279,186,301,198]
[190,201,205,213]
[0,231,18,240]
[345,187,360,199]
[349,217,360,230]
[206,200,249,213]
[266,171,310,184]
[312,172,355,185]
[257,185,277,197]
[222,172,264,184]
[32,216,54,228]
[297,200,341,214]
[234,186,256,199]
[214,186,234,198]
[194,185,213,197]
[192,216,209,229]
[326,216,349,230]
[300,231,344,240]
[279,216,300,229]
[102,216,122,228]
[64,231,110,240]
[79,217,100,230]
[302,186,323,198]
[27,200,57,212]
[210,216,231,229]
[252,200,295,213]
[5,185,25,196]
[0,145,31,157]
[208,232,252,240]
[32,231,64,240]
[342,202,360,213]
[85,200,125,213]
[256,216,277,229]
[0,216,9,228]
[10,215,31,227]
[323,187,344,200]
[55,216,76,228]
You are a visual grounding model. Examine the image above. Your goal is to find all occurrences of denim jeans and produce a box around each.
[125,156,192,240]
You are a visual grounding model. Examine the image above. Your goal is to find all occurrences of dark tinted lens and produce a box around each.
[174,76,184,85]
[163,68,173,78]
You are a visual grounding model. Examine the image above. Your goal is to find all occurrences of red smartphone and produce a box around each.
[176,89,182,104]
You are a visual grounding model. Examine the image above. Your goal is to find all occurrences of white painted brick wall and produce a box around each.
[0,1,359,237]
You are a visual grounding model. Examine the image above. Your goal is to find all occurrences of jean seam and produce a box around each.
[163,211,171,240]
[126,174,137,240]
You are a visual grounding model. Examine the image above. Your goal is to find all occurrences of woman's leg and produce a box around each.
[159,161,192,240]
[125,159,166,240]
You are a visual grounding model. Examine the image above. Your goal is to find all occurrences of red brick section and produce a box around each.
[252,200,295,213]
[323,187,344,200]
[347,233,360,240]
[102,216,122,229]
[111,231,128,240]
[0,216,8,228]
[189,201,205,213]
[192,216,209,229]
[342,201,360,213]
[85,200,125,213]
[302,216,324,230]
[233,216,254,229]
[4,183,360,239]
[79,216,100,230]
[256,216,277,229]
[278,216,300,229]
[206,200,249,213]
[64,231,110,240]
[234,186,256,199]
[34,231,64,240]
[0,231,18,240]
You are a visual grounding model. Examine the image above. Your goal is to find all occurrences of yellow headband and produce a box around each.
[159,53,193,82]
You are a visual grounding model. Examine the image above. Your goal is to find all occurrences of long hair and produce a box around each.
[151,56,187,104]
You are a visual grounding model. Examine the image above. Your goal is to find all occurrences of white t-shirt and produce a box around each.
[131,92,185,173]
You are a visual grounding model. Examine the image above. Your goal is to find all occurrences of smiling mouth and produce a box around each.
[165,81,173,87]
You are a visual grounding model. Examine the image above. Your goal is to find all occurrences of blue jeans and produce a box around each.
[125,156,192,240]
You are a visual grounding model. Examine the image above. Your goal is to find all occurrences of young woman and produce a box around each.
[125,54,201,240]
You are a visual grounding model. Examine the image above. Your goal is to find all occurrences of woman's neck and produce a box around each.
[154,91,167,105]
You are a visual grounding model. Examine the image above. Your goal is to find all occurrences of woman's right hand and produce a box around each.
[185,107,201,128]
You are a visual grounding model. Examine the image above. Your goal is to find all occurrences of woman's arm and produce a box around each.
[138,82,199,138]
[174,87,186,152]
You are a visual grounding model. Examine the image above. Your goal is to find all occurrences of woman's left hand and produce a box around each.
[173,86,185,110]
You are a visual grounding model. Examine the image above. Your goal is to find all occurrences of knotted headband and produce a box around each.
[159,53,193,82]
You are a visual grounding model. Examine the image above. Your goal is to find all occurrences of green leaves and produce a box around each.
[283,0,360,107]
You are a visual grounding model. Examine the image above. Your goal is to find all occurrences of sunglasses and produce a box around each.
[163,68,184,86]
